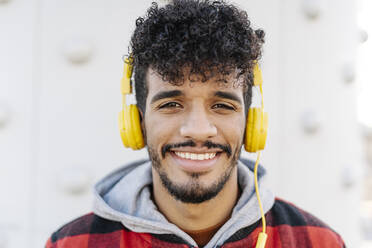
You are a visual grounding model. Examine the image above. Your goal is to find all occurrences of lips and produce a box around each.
[170,151,221,173]
[161,140,230,173]
[174,151,217,160]
[161,140,231,158]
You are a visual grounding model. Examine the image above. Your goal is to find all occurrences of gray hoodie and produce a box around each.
[92,159,275,248]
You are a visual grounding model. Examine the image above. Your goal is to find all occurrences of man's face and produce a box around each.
[143,68,246,204]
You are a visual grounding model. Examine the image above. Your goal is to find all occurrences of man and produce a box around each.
[46,0,345,247]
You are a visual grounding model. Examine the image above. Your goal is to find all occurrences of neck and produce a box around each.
[152,167,239,232]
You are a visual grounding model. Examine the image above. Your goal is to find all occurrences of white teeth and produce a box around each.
[174,152,217,161]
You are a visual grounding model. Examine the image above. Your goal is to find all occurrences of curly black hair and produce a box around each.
[130,0,265,114]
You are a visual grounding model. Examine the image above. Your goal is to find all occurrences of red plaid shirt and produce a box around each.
[46,198,345,248]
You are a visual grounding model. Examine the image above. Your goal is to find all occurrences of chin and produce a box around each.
[158,156,237,204]
[148,142,241,203]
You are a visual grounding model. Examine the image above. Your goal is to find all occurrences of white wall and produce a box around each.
[271,1,363,246]
[0,0,37,246]
[0,0,363,247]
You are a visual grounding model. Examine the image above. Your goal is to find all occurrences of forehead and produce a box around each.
[146,68,245,99]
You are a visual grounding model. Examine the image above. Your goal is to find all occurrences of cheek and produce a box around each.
[144,115,178,147]
[220,115,246,146]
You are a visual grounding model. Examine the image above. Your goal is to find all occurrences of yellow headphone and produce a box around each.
[118,56,145,150]
[118,56,267,152]
[118,56,268,248]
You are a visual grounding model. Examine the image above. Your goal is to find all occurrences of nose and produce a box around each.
[180,107,217,141]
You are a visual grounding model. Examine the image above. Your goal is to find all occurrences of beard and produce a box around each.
[148,140,241,204]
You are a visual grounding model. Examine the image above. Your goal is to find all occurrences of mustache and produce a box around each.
[161,140,232,159]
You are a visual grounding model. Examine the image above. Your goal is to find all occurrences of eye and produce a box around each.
[159,102,182,109]
[212,103,235,110]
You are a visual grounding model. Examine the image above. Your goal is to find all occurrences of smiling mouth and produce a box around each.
[169,151,222,173]
[174,151,217,160]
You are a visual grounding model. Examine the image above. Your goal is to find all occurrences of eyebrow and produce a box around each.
[214,91,242,104]
[150,90,184,104]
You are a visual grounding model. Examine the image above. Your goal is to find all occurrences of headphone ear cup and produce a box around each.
[245,108,267,152]
[119,110,130,147]
[124,105,137,149]
[118,105,145,150]
[259,112,268,150]
[129,104,145,149]
[245,108,258,152]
